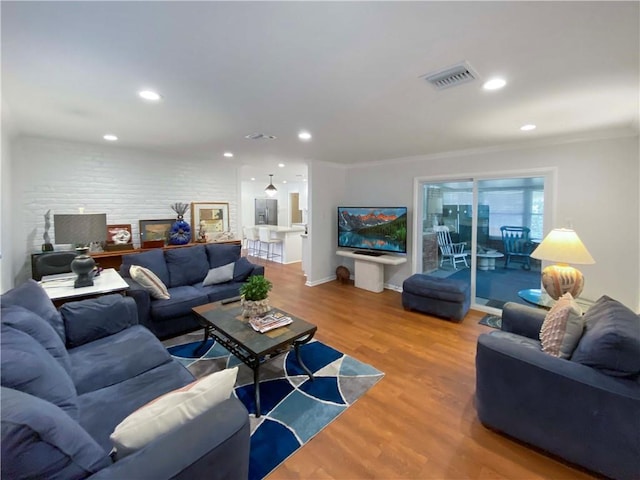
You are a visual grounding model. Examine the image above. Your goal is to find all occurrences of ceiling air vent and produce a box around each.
[245,133,277,140]
[421,62,478,90]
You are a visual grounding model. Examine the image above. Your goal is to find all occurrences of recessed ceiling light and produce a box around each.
[251,177,256,181]
[103,134,118,141]
[520,124,537,131]
[278,163,285,168]
[223,152,234,158]
[138,90,162,101]
[298,131,312,141]
[282,180,287,184]
[482,78,506,90]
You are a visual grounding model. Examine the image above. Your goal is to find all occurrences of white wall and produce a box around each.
[1,102,16,293]
[337,135,639,310]
[9,136,240,285]
[307,161,347,286]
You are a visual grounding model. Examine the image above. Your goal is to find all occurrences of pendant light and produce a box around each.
[265,174,277,197]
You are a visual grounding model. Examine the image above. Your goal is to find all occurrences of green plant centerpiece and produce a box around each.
[239,275,273,318]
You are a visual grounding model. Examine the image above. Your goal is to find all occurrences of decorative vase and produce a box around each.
[241,298,270,318]
[169,202,192,245]
[169,219,191,245]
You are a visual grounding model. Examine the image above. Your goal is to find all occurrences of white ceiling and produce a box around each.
[2,1,638,183]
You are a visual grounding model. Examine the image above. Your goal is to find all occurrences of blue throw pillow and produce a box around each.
[233,257,255,282]
[1,325,78,420]
[120,249,170,286]
[571,295,640,377]
[165,245,209,287]
[1,387,110,480]
[206,243,241,269]
[1,279,65,343]
[60,295,139,349]
[1,305,72,376]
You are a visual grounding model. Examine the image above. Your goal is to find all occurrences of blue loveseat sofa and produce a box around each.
[1,280,250,480]
[120,243,264,339]
[476,298,640,480]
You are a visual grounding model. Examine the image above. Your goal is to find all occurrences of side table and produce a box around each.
[518,288,594,311]
[39,268,129,307]
[477,252,504,271]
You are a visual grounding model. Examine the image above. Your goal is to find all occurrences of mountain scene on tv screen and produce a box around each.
[338,208,407,252]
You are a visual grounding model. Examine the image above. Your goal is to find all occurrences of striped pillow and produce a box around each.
[129,265,170,300]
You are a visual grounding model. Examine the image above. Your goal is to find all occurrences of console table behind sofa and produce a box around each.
[32,240,242,279]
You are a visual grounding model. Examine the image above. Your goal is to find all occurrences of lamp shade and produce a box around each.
[530,228,595,265]
[265,174,277,197]
[53,214,107,245]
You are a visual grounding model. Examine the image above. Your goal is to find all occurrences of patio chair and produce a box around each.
[500,226,534,270]
[434,226,468,269]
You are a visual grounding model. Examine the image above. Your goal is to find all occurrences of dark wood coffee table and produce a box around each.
[192,299,317,417]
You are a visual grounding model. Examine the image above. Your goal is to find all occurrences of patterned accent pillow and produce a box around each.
[539,292,584,358]
[110,367,238,459]
[129,265,170,300]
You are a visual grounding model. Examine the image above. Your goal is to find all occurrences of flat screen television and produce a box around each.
[337,207,407,255]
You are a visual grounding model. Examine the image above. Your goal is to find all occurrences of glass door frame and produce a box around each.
[412,167,557,315]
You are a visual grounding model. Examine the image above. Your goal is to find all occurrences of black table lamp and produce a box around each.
[53,213,107,288]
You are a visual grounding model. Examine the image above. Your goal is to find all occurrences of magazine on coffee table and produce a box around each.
[249,312,293,333]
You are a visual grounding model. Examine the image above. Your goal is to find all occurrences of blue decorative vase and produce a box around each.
[169,217,191,245]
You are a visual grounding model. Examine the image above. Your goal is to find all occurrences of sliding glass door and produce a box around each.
[417,174,547,313]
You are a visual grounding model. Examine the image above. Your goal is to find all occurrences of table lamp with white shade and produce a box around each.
[530,228,595,300]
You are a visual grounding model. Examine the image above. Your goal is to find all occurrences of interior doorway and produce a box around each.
[290,193,302,224]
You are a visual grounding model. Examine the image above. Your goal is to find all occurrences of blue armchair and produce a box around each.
[476,300,640,480]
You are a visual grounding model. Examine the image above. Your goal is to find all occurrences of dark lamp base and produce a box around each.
[71,248,96,289]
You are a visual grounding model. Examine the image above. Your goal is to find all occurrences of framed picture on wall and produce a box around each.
[106,224,132,244]
[139,219,173,245]
[191,202,229,236]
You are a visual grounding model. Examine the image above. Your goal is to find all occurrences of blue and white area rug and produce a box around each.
[167,338,384,480]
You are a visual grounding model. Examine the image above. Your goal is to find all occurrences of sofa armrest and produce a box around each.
[87,397,250,480]
[476,332,640,480]
[501,301,546,339]
[59,295,139,348]
[249,264,265,277]
[122,278,152,328]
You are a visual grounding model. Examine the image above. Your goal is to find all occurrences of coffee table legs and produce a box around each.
[253,334,316,418]
[195,325,211,356]
[253,364,262,417]
[294,342,315,379]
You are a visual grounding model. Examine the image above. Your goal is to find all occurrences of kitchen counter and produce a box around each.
[253,225,305,264]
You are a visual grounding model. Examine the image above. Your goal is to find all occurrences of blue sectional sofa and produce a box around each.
[1,280,250,480]
[120,243,264,339]
[476,299,640,480]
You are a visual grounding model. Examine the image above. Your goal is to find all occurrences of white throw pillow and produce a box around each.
[539,292,584,358]
[110,366,238,458]
[202,262,235,286]
[129,265,170,300]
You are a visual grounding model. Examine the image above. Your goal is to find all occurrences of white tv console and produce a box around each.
[336,250,407,293]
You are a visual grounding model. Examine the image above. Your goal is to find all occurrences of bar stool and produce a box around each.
[243,227,260,256]
[258,227,282,261]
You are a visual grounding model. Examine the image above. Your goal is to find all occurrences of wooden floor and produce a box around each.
[250,257,598,480]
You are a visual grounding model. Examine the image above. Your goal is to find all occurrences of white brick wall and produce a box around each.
[11,136,240,283]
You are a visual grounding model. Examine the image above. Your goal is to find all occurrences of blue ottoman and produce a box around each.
[402,274,470,321]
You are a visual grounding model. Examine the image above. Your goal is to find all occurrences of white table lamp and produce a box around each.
[530,228,595,300]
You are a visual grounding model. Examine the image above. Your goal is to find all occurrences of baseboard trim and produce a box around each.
[305,275,337,287]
